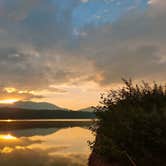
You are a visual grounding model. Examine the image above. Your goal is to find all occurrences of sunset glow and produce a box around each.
[0,134,17,140]
[0,99,18,104]
[4,87,17,93]
[0,0,165,165]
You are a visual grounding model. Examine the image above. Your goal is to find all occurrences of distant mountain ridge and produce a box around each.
[0,101,96,119]
[0,101,64,110]
[78,107,94,112]
[0,101,95,119]
[0,101,95,112]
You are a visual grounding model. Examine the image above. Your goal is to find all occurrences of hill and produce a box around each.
[78,107,94,112]
[5,101,64,110]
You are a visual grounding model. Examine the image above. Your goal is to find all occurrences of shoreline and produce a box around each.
[0,119,93,130]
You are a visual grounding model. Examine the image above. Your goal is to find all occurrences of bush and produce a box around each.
[91,79,166,166]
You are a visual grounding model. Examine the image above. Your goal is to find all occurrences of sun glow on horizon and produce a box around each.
[0,134,17,140]
[0,99,18,104]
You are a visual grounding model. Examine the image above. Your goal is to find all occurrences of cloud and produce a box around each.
[0,0,166,98]
[0,0,94,92]
[80,0,89,3]
[75,1,166,85]
[0,0,41,21]
[0,131,88,166]
[0,87,44,100]
[0,136,43,149]
[148,0,166,6]
[148,0,166,14]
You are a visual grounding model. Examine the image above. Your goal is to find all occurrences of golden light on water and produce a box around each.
[0,99,18,104]
[0,134,17,140]
[1,147,13,153]
[6,119,12,122]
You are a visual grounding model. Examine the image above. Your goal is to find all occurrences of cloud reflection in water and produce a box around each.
[0,127,93,166]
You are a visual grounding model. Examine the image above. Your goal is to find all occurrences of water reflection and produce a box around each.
[0,124,94,166]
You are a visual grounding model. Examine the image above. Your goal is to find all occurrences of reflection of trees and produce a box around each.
[0,120,92,131]
[9,128,60,137]
[0,123,91,137]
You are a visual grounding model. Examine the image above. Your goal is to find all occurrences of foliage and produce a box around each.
[91,79,166,166]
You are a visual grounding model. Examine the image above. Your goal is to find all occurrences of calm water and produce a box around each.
[0,119,94,166]
[0,119,93,122]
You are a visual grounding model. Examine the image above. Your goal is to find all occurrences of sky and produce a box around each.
[0,0,166,109]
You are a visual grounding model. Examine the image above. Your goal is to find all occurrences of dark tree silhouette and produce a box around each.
[90,79,166,166]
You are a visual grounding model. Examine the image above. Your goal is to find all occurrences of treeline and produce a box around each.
[90,79,166,166]
[0,108,95,119]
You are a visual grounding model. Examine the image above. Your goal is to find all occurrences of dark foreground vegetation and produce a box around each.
[89,80,166,166]
[0,108,95,119]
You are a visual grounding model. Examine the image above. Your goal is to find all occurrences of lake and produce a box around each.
[0,119,94,166]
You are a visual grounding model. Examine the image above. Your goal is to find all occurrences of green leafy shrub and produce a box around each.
[91,79,166,166]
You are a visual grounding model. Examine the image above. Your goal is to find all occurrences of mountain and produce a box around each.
[7,101,64,110]
[78,107,94,112]
[0,101,95,119]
